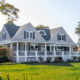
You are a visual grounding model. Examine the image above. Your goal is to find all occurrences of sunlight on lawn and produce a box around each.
[0,62,80,80]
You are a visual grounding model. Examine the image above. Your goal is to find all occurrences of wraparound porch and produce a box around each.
[2,41,78,63]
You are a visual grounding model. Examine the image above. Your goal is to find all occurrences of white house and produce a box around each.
[0,22,79,63]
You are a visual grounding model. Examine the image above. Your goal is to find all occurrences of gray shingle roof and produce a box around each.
[5,24,20,38]
[16,23,28,35]
[4,23,61,40]
[36,28,51,41]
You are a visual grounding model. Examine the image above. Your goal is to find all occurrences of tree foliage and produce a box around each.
[0,0,19,23]
[75,22,80,42]
[36,25,50,29]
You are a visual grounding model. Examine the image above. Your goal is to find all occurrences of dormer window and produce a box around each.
[38,30,46,35]
[26,31,33,39]
[2,32,6,40]
[58,34,66,41]
[24,31,35,39]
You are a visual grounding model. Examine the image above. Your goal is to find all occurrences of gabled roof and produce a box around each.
[36,28,51,41]
[50,27,61,38]
[5,24,20,38]
[16,23,28,34]
[4,22,63,41]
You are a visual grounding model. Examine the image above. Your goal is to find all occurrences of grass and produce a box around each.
[0,62,80,80]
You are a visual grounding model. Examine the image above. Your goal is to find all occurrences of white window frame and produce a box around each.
[30,43,38,51]
[59,34,64,41]
[38,30,46,35]
[26,31,33,39]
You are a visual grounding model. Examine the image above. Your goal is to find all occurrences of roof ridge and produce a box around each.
[50,27,61,30]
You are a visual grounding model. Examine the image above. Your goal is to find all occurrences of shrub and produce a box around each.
[0,76,2,80]
[66,59,72,62]
[0,48,7,56]
[38,56,43,63]
[0,48,14,62]
[53,57,63,63]
[46,57,52,63]
[78,57,80,59]
[0,56,9,63]
[73,57,77,61]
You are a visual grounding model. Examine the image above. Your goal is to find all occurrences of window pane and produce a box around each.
[39,31,45,35]
[30,33,33,38]
[47,46,50,51]
[26,32,29,38]
[62,35,64,40]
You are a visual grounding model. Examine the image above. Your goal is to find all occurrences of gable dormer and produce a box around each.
[50,27,74,43]
[0,25,10,41]
[13,23,45,41]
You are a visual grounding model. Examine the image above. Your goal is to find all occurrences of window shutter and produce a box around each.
[58,34,59,41]
[24,31,26,39]
[64,35,66,41]
[33,32,35,39]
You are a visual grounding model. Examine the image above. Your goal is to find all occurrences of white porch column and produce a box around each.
[10,43,13,48]
[17,41,19,63]
[62,51,64,61]
[25,42,27,62]
[54,44,56,57]
[45,43,47,61]
[69,45,71,60]
[36,51,38,61]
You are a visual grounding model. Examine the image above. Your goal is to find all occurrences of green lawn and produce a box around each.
[0,62,80,80]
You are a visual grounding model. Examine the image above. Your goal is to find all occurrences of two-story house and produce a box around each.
[0,22,78,62]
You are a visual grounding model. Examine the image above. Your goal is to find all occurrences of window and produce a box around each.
[59,34,65,41]
[38,30,46,35]
[41,46,45,51]
[30,32,33,38]
[26,31,33,39]
[2,32,6,39]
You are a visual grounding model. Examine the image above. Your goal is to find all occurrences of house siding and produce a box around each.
[0,25,10,41]
[13,23,44,41]
[50,27,74,43]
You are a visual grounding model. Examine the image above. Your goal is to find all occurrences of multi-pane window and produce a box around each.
[26,31,33,39]
[26,32,29,38]
[2,32,6,40]
[59,34,65,41]
[38,30,46,35]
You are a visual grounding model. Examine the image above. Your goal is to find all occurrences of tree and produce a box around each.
[0,0,19,23]
[75,22,80,48]
[36,25,49,29]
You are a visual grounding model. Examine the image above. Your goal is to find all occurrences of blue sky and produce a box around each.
[0,0,80,43]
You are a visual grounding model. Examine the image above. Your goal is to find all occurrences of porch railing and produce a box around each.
[56,51,62,55]
[27,51,35,56]
[71,51,77,55]
[19,51,25,56]
[64,51,70,55]
[37,51,45,56]
[13,51,80,57]
[47,51,53,55]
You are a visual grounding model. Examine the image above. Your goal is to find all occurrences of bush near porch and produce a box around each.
[0,48,13,63]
